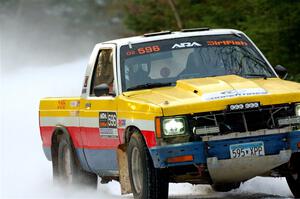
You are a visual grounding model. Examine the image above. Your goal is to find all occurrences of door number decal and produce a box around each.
[99,112,118,138]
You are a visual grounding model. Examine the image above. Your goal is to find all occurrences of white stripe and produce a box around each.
[40,116,155,131]
[40,117,79,127]
[121,118,155,132]
[80,117,99,128]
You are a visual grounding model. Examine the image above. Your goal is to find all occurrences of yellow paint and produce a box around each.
[39,76,300,123]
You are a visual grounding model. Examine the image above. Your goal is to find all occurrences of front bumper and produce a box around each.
[150,130,300,169]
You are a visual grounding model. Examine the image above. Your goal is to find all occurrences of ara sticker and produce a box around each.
[172,42,202,49]
[99,112,118,138]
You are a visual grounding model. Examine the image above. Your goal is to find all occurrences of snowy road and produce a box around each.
[0,60,294,198]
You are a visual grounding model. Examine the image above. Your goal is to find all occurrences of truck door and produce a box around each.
[80,46,120,176]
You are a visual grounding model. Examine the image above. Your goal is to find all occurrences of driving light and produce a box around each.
[162,117,186,136]
[296,104,300,116]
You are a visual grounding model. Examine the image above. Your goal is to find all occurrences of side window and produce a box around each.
[90,49,114,96]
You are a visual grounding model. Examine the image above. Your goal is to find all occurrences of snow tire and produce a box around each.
[57,133,97,188]
[128,132,169,199]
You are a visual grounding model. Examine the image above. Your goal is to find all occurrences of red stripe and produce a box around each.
[40,126,54,147]
[40,126,157,149]
[80,127,120,149]
[40,126,83,148]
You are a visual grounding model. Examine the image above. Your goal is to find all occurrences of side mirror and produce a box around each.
[94,83,109,97]
[274,65,288,79]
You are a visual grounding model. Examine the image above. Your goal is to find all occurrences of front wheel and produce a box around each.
[286,173,300,198]
[127,132,169,199]
[56,133,97,188]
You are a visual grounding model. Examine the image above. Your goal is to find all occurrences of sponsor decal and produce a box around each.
[207,40,248,46]
[99,112,118,138]
[172,42,202,49]
[202,88,268,101]
[118,119,126,128]
[57,100,66,109]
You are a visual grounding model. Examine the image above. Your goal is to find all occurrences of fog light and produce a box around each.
[167,155,193,163]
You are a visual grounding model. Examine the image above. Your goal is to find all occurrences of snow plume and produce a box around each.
[0,60,120,199]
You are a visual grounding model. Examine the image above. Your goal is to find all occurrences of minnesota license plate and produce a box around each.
[230,141,265,159]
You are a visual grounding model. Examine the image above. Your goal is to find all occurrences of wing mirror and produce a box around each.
[274,65,288,79]
[94,83,109,97]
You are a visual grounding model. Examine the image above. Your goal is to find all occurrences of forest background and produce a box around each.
[1,0,299,81]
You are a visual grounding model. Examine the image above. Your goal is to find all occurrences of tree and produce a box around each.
[123,0,300,81]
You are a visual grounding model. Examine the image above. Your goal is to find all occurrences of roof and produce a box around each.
[101,29,244,46]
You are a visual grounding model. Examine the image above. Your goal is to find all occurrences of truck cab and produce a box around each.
[39,28,300,199]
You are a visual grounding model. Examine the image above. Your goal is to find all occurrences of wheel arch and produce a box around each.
[124,125,145,144]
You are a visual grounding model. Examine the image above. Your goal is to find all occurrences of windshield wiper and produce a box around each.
[242,74,268,79]
[126,82,174,91]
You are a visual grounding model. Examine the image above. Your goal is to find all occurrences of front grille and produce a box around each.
[188,104,296,136]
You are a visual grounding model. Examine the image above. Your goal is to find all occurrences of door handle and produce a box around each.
[85,102,91,109]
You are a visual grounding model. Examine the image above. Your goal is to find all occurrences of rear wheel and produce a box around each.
[56,133,97,188]
[212,182,241,192]
[128,132,169,199]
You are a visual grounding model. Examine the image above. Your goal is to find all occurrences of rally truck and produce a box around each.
[39,28,300,199]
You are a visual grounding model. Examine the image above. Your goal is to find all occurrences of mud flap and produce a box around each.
[117,145,132,194]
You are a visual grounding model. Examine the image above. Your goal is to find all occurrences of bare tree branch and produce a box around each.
[167,0,183,29]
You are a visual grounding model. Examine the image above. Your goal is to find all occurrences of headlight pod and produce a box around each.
[296,104,300,116]
[162,117,187,136]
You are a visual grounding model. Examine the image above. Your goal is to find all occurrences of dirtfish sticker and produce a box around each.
[172,42,202,49]
[99,112,118,138]
[202,88,268,101]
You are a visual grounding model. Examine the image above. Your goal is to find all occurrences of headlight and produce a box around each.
[162,117,186,136]
[296,104,300,116]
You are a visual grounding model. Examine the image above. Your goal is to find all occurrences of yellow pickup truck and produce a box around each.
[39,28,300,199]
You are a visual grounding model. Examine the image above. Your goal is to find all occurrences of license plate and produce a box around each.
[230,141,265,159]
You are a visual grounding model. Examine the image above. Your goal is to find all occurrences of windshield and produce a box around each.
[120,34,276,92]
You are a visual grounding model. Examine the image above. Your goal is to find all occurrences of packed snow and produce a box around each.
[0,60,294,198]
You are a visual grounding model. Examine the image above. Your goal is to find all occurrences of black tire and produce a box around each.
[286,174,300,198]
[212,182,241,192]
[127,132,169,199]
[56,133,97,188]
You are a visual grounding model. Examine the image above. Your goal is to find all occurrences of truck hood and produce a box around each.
[123,75,300,116]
